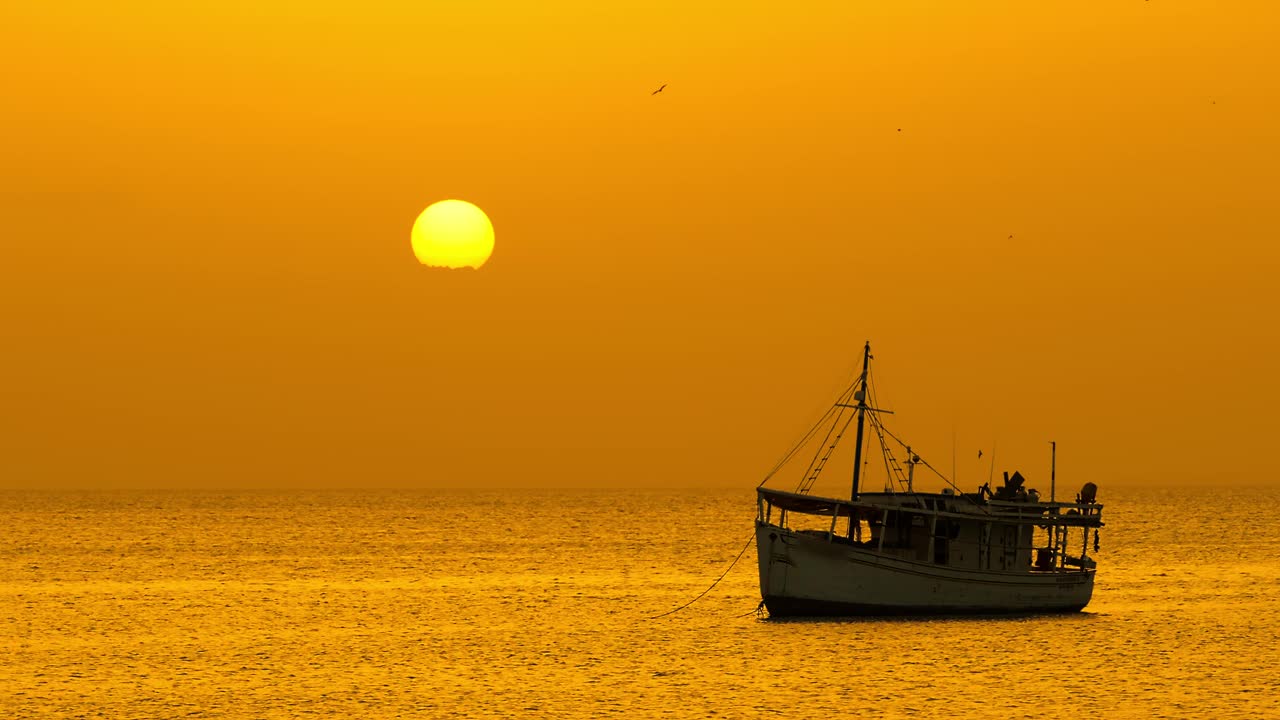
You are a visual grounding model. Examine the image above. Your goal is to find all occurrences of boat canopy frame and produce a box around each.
[757,487,1104,529]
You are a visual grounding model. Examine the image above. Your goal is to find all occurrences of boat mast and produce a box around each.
[851,341,871,501]
[1050,441,1057,502]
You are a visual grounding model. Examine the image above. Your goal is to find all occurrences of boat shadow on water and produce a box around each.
[756,610,1102,625]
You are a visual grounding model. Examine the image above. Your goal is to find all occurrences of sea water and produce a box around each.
[3,486,1278,718]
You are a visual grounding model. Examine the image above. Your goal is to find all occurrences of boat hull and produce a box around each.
[756,523,1094,617]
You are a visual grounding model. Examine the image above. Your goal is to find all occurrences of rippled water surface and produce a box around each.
[4,487,1279,718]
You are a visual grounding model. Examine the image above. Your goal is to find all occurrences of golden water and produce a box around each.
[3,487,1278,718]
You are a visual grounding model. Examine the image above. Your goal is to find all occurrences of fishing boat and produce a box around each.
[755,343,1104,616]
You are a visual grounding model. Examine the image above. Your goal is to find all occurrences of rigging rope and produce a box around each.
[797,405,858,495]
[758,391,844,488]
[869,414,993,515]
[756,361,992,518]
[648,530,756,620]
[758,377,859,490]
[872,419,906,493]
[793,403,848,494]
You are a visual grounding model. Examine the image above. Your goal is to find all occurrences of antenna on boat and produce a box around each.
[850,341,871,501]
[1050,440,1057,502]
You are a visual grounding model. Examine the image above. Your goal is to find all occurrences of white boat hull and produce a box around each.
[756,523,1094,616]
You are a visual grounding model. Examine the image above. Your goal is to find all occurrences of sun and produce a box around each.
[410,199,494,269]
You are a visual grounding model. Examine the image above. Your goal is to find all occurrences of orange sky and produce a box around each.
[3,1,1277,491]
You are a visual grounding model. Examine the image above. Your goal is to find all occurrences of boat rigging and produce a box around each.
[754,342,1104,616]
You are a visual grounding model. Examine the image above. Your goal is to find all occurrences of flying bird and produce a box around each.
[651,84,667,95]
[1008,234,1014,239]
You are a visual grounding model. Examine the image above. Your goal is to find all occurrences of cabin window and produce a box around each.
[933,518,951,565]
[1001,525,1018,569]
[881,511,913,548]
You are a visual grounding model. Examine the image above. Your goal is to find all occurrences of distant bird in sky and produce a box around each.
[1008,234,1014,239]
[897,128,902,132]
[978,450,984,459]
[651,84,667,95]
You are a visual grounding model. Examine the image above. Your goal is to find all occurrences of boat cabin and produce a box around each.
[757,481,1103,573]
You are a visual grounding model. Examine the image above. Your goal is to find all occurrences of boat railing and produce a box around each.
[985,498,1103,517]
[789,526,1083,558]
[757,489,1103,529]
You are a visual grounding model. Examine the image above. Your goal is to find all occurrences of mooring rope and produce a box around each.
[733,599,767,618]
[649,530,757,619]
